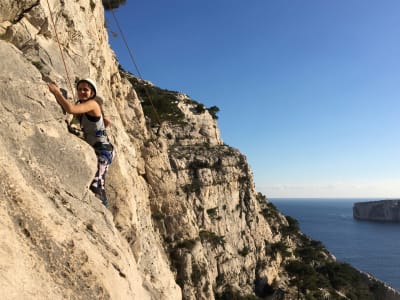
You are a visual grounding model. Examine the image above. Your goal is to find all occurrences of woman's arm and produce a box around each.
[104,116,112,127]
[48,83,99,115]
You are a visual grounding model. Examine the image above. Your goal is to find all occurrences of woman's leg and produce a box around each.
[90,150,113,207]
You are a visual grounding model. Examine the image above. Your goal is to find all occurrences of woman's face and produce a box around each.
[77,82,95,101]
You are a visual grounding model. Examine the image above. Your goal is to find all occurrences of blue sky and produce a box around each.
[106,1,400,198]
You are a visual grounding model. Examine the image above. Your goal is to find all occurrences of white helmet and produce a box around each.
[77,78,97,99]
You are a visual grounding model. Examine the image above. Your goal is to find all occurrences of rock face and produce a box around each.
[1,1,400,299]
[353,200,400,222]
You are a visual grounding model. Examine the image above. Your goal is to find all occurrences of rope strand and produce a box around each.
[45,0,75,100]
[106,0,162,127]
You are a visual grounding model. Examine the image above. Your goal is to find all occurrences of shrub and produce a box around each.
[215,285,258,300]
[284,256,387,299]
[102,0,126,10]
[199,230,225,248]
[194,104,206,114]
[238,246,250,257]
[207,105,220,119]
[269,241,291,258]
[317,262,386,299]
[206,207,219,219]
[281,216,300,237]
[256,192,267,203]
[127,76,186,126]
[258,197,281,223]
[285,260,320,297]
[295,238,328,264]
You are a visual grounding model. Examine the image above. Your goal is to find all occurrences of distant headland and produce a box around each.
[353,200,400,222]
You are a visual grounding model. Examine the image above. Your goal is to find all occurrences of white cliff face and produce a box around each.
[158,144,280,298]
[1,1,400,300]
[0,0,179,299]
[353,200,400,222]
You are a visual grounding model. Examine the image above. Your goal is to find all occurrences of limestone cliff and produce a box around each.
[0,1,399,299]
[354,200,400,222]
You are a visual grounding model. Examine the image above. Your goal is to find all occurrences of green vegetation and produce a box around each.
[167,199,385,299]
[259,209,388,299]
[260,202,280,220]
[102,0,126,10]
[194,103,206,114]
[255,192,267,203]
[281,215,300,237]
[190,103,220,119]
[285,259,386,300]
[122,70,219,126]
[283,230,387,299]
[206,207,219,219]
[285,260,323,299]
[133,83,186,126]
[257,192,282,224]
[208,105,220,119]
[215,285,259,300]
[199,230,225,248]
[318,262,386,299]
[295,238,328,264]
[238,246,250,257]
[268,240,291,259]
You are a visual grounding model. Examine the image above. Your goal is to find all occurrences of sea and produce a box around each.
[270,198,400,291]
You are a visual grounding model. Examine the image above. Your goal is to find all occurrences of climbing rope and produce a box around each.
[44,0,75,100]
[43,0,162,127]
[105,0,162,127]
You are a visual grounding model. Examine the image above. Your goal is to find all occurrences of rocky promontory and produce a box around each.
[353,200,400,222]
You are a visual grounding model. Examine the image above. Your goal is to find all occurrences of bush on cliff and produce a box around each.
[103,0,126,10]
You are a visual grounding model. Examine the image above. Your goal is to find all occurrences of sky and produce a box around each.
[105,1,400,199]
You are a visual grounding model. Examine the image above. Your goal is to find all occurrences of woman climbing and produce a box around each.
[48,78,114,208]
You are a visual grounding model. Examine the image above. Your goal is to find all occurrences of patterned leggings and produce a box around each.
[90,147,114,207]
